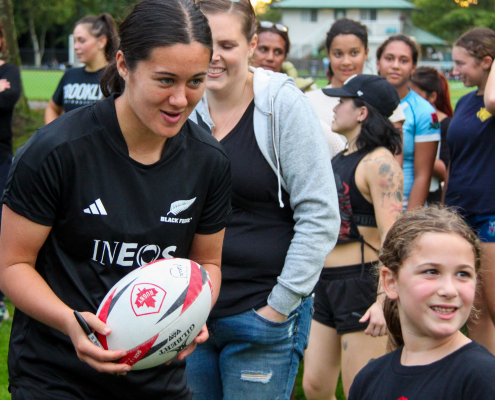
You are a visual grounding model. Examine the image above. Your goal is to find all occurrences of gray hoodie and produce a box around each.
[190,67,340,316]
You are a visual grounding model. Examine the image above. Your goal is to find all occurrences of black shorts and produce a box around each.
[313,263,378,335]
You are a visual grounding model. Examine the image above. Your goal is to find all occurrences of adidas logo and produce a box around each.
[84,198,107,215]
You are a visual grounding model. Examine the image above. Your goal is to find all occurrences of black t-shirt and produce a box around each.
[210,100,294,319]
[52,67,104,112]
[349,342,495,400]
[0,63,21,161]
[2,95,232,399]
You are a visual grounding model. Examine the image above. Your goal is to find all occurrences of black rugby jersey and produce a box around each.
[2,95,232,399]
[52,67,104,113]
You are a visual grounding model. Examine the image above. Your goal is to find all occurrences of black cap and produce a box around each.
[322,74,400,118]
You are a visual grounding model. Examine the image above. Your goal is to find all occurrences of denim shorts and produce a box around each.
[463,214,495,243]
[185,296,314,400]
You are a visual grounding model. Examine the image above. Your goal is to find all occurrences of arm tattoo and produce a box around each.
[370,155,403,209]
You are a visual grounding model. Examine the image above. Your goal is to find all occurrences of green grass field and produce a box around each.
[20,69,64,101]
[6,74,476,400]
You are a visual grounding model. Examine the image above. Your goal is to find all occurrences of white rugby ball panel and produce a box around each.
[95,258,212,369]
[126,287,212,370]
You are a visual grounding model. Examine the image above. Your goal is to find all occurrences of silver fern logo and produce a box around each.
[160,198,196,224]
[167,198,196,216]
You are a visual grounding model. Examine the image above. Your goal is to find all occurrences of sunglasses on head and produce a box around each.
[258,21,288,33]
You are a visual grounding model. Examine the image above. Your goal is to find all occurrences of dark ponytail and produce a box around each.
[352,98,402,156]
[76,13,118,62]
[101,0,213,97]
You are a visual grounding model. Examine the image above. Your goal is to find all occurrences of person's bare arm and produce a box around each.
[432,158,447,181]
[358,149,403,336]
[484,64,495,114]
[441,164,450,205]
[364,151,404,241]
[44,99,64,124]
[188,229,224,307]
[392,120,404,168]
[171,229,224,361]
[0,206,130,374]
[406,141,438,211]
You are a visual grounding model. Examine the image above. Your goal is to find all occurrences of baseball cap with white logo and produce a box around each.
[322,74,400,118]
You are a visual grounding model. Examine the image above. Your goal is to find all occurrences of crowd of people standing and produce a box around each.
[3,0,495,399]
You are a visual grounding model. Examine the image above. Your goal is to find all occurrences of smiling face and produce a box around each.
[328,34,368,87]
[452,46,489,88]
[384,232,476,342]
[377,40,415,90]
[253,31,287,72]
[73,23,106,66]
[117,42,210,139]
[205,13,256,93]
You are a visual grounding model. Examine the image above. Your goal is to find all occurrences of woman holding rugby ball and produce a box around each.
[187,0,339,398]
[303,75,403,399]
[349,207,495,399]
[0,0,231,398]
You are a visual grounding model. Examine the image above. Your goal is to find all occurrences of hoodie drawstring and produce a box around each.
[270,97,284,208]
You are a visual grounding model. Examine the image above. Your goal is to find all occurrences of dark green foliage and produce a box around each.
[412,0,495,42]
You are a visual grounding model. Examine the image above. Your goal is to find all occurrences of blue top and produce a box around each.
[445,91,495,218]
[400,89,441,201]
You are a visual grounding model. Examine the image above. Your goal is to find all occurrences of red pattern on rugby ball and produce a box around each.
[180,261,203,315]
[96,287,117,350]
[118,334,159,366]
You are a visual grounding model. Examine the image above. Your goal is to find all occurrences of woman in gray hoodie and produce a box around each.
[186,1,339,399]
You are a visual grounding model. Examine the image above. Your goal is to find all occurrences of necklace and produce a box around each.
[214,78,249,137]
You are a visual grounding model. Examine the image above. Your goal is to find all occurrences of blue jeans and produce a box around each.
[186,296,314,400]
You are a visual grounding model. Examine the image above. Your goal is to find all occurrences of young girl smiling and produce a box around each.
[349,207,495,399]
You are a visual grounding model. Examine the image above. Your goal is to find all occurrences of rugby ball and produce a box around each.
[96,258,212,370]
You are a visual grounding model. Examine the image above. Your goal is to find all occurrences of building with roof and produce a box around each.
[272,0,448,72]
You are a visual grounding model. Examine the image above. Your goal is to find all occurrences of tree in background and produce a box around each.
[13,0,135,68]
[412,0,495,42]
[14,0,76,67]
[254,0,282,22]
[0,0,29,116]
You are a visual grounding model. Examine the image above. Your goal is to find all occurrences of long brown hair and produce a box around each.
[379,206,481,351]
